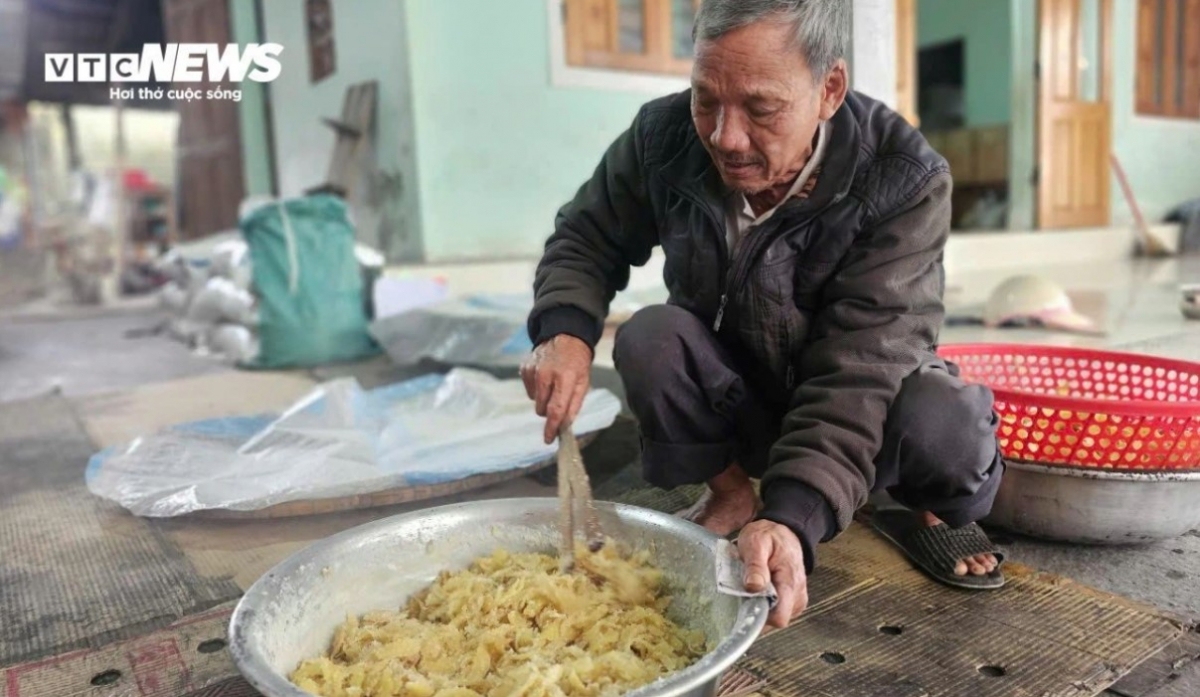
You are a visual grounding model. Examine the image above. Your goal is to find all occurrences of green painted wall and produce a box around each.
[258,0,424,262]
[405,0,658,262]
[1109,0,1200,224]
[917,0,1013,127]
[228,0,273,197]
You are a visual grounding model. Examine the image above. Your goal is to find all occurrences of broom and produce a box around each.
[1111,154,1172,258]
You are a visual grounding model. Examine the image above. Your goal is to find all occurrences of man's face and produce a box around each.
[691,20,846,195]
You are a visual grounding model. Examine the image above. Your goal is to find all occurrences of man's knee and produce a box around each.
[613,304,706,378]
[613,304,746,427]
[889,363,999,490]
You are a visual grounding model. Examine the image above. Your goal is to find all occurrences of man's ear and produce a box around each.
[819,59,849,120]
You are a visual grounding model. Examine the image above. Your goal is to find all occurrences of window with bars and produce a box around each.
[563,0,702,76]
[1135,0,1200,118]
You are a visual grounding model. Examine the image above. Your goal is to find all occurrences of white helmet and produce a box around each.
[983,275,1098,334]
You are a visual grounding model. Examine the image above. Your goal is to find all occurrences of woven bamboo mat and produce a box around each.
[605,487,1188,697]
[0,394,240,669]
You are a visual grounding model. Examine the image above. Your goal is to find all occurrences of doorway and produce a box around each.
[163,0,248,239]
[894,0,1114,231]
[1036,0,1113,229]
[897,0,1016,231]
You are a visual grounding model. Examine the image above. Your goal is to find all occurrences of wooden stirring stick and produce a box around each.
[557,425,576,572]
[556,421,604,572]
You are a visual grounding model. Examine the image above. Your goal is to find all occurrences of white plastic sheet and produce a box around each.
[85,368,621,517]
[372,276,449,320]
[368,295,535,368]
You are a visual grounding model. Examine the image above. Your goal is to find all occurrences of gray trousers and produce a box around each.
[612,305,1005,527]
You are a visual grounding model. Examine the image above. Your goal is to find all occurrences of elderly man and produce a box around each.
[521,0,1006,628]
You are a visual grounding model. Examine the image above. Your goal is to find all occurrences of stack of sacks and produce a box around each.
[154,221,387,366]
[154,232,260,364]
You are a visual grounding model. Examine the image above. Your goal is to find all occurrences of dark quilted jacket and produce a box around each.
[528,89,952,551]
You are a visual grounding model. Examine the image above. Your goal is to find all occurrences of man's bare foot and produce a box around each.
[677,465,760,537]
[918,510,998,576]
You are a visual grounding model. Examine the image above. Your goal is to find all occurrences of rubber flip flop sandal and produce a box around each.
[871,509,1007,590]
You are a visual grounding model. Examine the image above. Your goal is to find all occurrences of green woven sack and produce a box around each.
[241,194,377,368]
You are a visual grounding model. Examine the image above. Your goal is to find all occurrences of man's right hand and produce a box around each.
[520,335,594,444]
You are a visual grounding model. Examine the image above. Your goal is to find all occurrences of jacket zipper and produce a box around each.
[713,293,729,331]
[715,195,845,389]
[715,211,813,332]
[664,178,844,335]
[723,194,846,307]
[662,180,731,330]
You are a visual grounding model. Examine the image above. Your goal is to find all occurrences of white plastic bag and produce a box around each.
[209,239,244,278]
[207,324,259,363]
[85,368,622,517]
[186,276,256,327]
[158,281,189,314]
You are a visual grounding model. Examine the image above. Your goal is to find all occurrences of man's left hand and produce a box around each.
[737,520,809,628]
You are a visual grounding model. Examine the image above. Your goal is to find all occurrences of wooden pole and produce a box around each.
[101,97,128,304]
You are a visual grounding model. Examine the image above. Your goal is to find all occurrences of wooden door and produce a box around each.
[895,0,919,126]
[1037,0,1112,228]
[163,0,247,239]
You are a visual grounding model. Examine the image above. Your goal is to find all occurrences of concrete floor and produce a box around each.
[998,529,1200,618]
[0,309,226,404]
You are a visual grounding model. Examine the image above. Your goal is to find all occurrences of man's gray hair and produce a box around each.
[694,0,850,77]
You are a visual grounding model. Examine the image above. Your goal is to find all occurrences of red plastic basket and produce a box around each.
[937,344,1200,471]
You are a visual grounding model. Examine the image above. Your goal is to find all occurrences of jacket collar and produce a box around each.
[659,91,862,215]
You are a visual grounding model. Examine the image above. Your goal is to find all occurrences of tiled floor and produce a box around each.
[938,256,1200,356]
[592,255,1200,369]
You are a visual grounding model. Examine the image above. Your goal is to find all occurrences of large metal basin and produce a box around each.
[229,498,770,697]
[987,461,1200,543]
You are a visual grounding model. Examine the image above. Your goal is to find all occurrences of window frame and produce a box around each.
[548,0,697,94]
[1135,0,1200,119]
